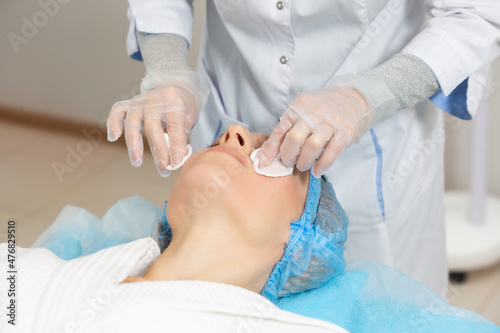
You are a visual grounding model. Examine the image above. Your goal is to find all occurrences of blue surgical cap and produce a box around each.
[260,172,349,301]
[153,171,349,302]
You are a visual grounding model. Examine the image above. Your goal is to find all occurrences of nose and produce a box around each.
[219,125,252,155]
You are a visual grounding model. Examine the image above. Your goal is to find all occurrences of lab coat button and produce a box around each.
[280,56,288,64]
[276,1,284,10]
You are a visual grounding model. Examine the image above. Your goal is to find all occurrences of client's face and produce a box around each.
[166,125,309,248]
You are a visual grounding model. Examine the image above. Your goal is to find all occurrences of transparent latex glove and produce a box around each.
[107,72,209,176]
[257,87,371,178]
[258,75,398,178]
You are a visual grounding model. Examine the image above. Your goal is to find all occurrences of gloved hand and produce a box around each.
[107,71,209,176]
[257,75,398,178]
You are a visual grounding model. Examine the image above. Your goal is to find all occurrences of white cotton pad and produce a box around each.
[250,148,293,177]
[164,133,192,171]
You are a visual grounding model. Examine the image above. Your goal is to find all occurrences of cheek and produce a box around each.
[238,175,296,213]
[241,176,296,244]
[180,150,204,169]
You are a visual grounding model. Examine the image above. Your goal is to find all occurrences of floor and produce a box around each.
[0,117,499,325]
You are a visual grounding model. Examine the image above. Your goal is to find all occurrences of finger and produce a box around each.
[144,133,172,178]
[312,131,348,178]
[124,108,144,167]
[166,110,187,167]
[175,85,201,130]
[279,119,311,168]
[107,102,127,142]
[144,111,170,174]
[296,132,329,172]
[258,111,294,168]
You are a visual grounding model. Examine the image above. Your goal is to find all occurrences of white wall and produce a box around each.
[1,0,499,196]
[0,0,206,124]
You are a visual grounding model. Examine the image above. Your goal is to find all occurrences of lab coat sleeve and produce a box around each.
[126,0,194,61]
[401,0,500,119]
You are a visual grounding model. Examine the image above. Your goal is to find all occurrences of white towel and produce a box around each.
[0,238,346,333]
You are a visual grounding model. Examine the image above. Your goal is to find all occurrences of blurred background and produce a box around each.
[1,0,499,323]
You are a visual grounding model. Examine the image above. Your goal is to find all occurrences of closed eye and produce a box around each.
[205,133,224,149]
[208,141,220,148]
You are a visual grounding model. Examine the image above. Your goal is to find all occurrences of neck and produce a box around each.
[143,239,272,292]
[142,207,284,293]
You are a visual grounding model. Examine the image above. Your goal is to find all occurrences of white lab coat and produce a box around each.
[126,0,500,297]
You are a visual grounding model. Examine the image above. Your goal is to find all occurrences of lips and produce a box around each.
[206,145,250,167]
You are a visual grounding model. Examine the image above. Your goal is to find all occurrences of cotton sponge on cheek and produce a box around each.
[164,133,193,170]
[250,148,293,177]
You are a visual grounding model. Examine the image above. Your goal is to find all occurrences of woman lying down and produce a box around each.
[2,125,498,333]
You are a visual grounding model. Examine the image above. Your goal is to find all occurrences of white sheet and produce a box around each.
[0,238,346,333]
